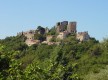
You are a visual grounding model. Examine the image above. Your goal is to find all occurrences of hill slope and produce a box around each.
[0,35,108,80]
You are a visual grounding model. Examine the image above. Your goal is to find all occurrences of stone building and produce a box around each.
[56,21,68,33]
[23,30,35,40]
[61,21,68,30]
[56,22,63,33]
[67,22,77,33]
[25,39,40,46]
[23,30,37,46]
[57,31,69,40]
[17,30,40,46]
[76,31,90,42]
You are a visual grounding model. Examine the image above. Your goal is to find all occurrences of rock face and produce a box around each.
[76,32,90,42]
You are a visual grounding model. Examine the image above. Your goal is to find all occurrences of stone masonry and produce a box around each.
[76,31,90,42]
[67,22,77,33]
[17,21,90,46]
[56,21,77,34]
[57,31,69,40]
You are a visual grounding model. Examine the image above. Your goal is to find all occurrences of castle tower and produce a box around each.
[61,21,68,31]
[67,22,77,33]
[56,22,63,33]
[56,21,68,33]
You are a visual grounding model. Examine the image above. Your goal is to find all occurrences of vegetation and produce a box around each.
[47,26,56,35]
[0,34,108,80]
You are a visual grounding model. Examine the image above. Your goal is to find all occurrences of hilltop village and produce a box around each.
[17,21,90,46]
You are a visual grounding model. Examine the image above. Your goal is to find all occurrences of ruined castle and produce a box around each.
[17,21,90,46]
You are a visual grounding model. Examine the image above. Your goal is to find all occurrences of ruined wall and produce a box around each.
[76,32,90,42]
[57,31,69,40]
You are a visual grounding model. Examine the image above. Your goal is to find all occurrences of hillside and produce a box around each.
[0,21,108,80]
[0,33,108,80]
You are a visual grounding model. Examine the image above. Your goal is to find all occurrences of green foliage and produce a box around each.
[34,33,46,41]
[37,26,43,30]
[89,44,102,56]
[50,37,56,42]
[47,26,56,35]
[1,34,108,79]
[36,26,45,35]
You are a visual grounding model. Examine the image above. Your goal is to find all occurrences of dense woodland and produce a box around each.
[0,28,108,80]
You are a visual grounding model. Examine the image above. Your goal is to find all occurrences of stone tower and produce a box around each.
[56,22,63,33]
[61,21,68,30]
[67,22,77,33]
[56,21,68,33]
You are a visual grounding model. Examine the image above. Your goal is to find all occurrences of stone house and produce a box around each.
[76,31,90,42]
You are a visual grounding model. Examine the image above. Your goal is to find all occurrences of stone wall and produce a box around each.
[76,31,90,42]
[57,31,69,40]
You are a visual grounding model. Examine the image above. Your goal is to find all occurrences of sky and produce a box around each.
[0,0,108,41]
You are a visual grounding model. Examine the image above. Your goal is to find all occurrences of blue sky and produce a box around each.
[0,0,108,41]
